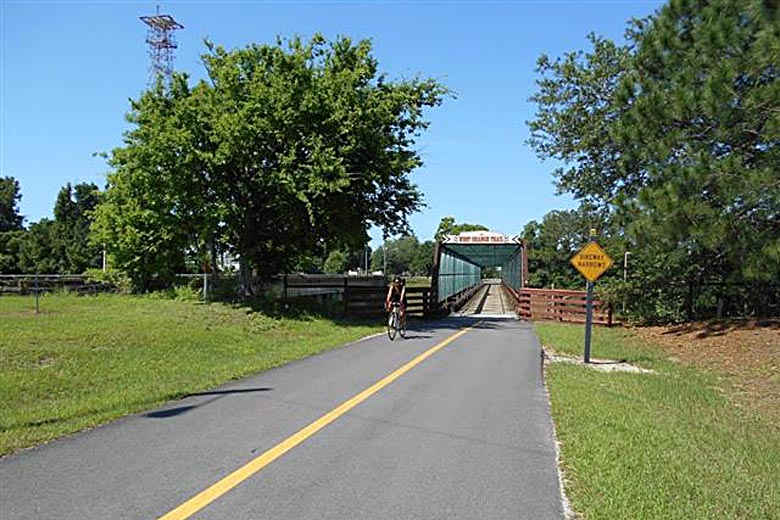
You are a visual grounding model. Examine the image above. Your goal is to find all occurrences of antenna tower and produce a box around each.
[140,6,183,87]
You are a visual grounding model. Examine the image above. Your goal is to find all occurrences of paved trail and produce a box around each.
[2,318,564,519]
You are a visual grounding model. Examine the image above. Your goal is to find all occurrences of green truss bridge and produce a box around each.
[430,231,526,317]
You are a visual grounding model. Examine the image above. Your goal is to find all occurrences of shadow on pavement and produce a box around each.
[411,316,526,333]
[186,387,273,397]
[145,387,273,419]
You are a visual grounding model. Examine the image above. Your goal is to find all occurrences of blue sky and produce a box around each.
[1,0,662,248]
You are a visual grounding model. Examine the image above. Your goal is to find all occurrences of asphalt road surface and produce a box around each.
[1,317,564,519]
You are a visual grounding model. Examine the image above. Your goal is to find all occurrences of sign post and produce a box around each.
[583,280,594,363]
[570,230,613,363]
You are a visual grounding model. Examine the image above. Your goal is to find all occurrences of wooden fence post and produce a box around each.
[343,277,349,316]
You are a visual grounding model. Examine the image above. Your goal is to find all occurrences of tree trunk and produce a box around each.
[208,234,219,275]
[238,254,253,297]
[686,277,695,321]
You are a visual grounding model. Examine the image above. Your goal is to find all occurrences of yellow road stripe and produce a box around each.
[158,323,478,520]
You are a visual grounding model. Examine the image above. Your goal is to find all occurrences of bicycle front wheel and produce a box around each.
[387,311,397,341]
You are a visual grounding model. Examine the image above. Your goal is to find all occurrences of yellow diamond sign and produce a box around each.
[571,242,614,282]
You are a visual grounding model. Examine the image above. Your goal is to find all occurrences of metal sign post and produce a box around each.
[583,280,594,363]
[570,230,613,364]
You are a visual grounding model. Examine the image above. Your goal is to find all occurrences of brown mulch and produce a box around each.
[634,319,780,417]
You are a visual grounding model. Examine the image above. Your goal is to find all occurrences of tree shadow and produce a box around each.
[587,359,629,365]
[186,387,272,397]
[663,318,780,339]
[146,405,198,418]
[145,387,273,419]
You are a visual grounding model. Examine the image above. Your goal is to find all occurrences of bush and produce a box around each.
[84,268,132,293]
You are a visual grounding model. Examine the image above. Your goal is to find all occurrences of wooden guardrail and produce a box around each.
[504,286,613,326]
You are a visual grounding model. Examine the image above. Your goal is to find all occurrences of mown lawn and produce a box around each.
[536,323,780,519]
[0,293,381,456]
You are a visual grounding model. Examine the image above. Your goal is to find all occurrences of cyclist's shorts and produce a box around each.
[389,295,407,307]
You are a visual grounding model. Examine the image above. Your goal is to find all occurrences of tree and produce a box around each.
[94,35,449,292]
[292,255,324,274]
[52,182,101,273]
[0,177,24,273]
[434,216,489,242]
[527,31,638,209]
[14,182,102,274]
[370,235,434,276]
[412,240,435,276]
[19,220,58,274]
[433,216,456,242]
[0,230,24,274]
[521,207,612,289]
[527,0,780,319]
[618,0,780,293]
[0,177,24,232]
[91,79,196,288]
[323,250,348,274]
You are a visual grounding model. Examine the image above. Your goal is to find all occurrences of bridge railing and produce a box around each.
[503,285,613,326]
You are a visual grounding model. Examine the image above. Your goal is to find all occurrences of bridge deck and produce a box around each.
[458,281,515,318]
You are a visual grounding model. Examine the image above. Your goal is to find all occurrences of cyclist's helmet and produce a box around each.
[393,276,402,285]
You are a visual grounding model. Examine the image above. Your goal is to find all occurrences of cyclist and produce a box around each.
[385,276,407,325]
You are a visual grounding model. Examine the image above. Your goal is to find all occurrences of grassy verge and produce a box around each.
[0,293,381,456]
[536,323,779,519]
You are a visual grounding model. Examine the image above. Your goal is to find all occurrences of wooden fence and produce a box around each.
[0,273,443,319]
[343,286,436,319]
[504,286,613,326]
[0,275,113,295]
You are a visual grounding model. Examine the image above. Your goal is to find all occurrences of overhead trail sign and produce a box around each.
[570,242,614,283]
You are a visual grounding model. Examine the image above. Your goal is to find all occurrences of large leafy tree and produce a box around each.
[528,0,780,319]
[94,35,448,292]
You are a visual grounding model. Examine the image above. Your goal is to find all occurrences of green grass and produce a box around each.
[0,293,381,456]
[536,323,780,519]
[405,276,431,288]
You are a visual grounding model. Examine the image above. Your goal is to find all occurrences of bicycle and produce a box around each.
[386,302,407,341]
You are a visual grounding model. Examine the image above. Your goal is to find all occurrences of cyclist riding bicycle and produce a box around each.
[385,276,407,324]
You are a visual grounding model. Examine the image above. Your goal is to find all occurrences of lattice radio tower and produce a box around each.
[140,6,183,87]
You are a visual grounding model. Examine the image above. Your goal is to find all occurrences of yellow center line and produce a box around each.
[158,322,479,520]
